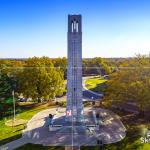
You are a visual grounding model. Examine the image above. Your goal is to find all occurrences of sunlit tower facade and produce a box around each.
[66,15,83,123]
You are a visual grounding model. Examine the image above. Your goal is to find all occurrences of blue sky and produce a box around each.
[0,0,150,58]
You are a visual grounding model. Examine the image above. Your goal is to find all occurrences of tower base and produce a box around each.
[65,108,84,123]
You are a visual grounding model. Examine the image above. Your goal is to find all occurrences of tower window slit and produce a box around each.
[76,22,78,32]
[73,20,76,31]
[71,21,74,32]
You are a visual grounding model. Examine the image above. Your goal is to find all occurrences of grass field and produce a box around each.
[0,103,53,146]
[85,77,107,93]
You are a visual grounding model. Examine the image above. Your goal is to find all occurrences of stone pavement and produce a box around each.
[0,107,126,150]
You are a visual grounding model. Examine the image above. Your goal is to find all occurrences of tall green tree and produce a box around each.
[105,54,150,115]
[18,57,64,101]
[0,65,15,118]
[82,57,112,76]
[0,66,13,98]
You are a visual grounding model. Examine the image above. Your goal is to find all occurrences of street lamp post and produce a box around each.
[11,89,16,132]
[12,90,16,122]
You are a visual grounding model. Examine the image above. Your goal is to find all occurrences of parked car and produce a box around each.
[17,98,27,102]
[103,75,110,80]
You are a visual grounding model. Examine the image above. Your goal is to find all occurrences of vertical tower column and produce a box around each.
[66,15,83,123]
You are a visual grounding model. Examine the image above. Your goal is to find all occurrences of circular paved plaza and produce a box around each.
[22,107,126,146]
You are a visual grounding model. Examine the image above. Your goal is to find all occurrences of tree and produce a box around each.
[104,54,150,115]
[0,66,13,99]
[82,57,112,76]
[0,65,16,118]
[18,57,64,102]
[52,57,67,79]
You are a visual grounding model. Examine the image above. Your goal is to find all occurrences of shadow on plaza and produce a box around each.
[22,108,127,147]
[23,114,100,146]
[1,111,142,150]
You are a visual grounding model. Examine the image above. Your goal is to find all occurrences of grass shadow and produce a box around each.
[15,144,64,150]
[0,134,22,146]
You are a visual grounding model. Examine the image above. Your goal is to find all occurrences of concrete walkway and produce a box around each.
[0,107,126,149]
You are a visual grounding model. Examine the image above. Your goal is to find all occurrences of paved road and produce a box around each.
[56,89,102,102]
[82,89,102,101]
[57,77,103,102]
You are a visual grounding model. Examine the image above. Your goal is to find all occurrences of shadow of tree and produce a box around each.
[0,134,22,146]
[15,143,64,150]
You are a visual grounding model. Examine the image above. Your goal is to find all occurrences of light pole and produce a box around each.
[11,89,16,132]
[12,90,16,122]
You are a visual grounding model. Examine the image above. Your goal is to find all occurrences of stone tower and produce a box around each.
[66,15,83,123]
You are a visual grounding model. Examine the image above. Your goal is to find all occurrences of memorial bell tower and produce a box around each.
[66,15,83,123]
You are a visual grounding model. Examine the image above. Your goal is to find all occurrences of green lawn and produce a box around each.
[0,103,53,146]
[104,127,150,150]
[85,77,107,93]
[140,144,150,150]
